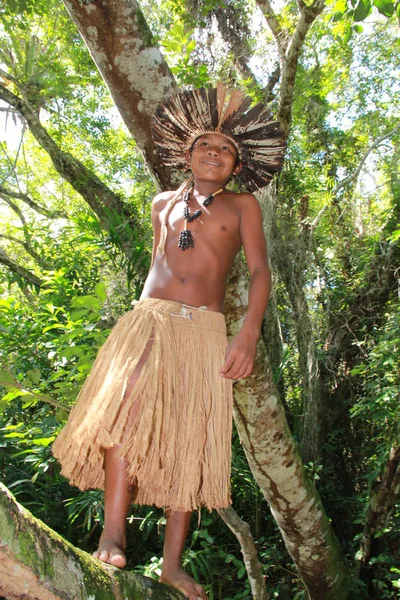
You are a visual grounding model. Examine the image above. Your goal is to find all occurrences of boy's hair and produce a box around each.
[152,83,286,192]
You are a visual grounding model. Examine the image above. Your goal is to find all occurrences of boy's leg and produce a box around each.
[93,335,154,567]
[160,511,207,600]
[93,445,133,568]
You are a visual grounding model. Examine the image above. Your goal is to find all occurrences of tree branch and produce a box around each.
[0,245,42,287]
[278,0,326,133]
[0,483,184,600]
[333,124,400,194]
[0,368,70,412]
[0,193,53,269]
[256,0,288,60]
[359,445,400,570]
[219,506,268,600]
[265,63,281,103]
[213,6,259,85]
[0,233,49,269]
[0,84,150,281]
[257,0,326,134]
[0,185,66,219]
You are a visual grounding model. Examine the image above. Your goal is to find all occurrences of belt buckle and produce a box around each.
[170,305,193,320]
[180,306,193,320]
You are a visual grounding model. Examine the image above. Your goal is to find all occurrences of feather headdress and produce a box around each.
[152,83,286,192]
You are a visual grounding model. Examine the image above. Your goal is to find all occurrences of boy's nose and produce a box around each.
[207,146,220,156]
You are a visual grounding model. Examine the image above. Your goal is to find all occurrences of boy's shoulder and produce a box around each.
[151,190,176,213]
[225,190,261,215]
[227,190,257,203]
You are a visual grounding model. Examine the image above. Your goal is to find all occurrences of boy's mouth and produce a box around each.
[202,159,222,167]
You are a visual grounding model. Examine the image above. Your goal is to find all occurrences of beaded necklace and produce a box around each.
[178,187,224,250]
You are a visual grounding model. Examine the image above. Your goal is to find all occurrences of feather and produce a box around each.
[215,83,227,128]
[207,87,219,129]
[220,90,246,129]
[151,84,286,192]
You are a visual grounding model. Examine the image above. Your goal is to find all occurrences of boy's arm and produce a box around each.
[220,194,271,380]
[149,192,173,270]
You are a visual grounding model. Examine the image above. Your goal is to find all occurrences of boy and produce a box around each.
[52,84,285,600]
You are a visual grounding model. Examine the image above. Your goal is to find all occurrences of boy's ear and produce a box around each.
[185,148,191,166]
[232,161,243,176]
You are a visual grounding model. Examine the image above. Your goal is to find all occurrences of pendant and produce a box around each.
[178,187,223,251]
[178,229,194,251]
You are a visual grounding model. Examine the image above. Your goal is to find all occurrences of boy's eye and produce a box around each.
[198,141,209,147]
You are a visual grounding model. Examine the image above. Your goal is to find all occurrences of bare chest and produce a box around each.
[164,198,241,250]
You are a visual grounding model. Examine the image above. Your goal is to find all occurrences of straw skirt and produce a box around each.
[52,298,233,511]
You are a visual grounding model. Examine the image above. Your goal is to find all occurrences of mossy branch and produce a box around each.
[0,483,184,600]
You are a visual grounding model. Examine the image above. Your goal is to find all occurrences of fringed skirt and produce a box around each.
[52,298,233,512]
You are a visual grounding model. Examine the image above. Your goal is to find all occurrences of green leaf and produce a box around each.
[162,39,180,53]
[95,282,107,302]
[186,40,196,53]
[1,389,22,403]
[70,308,90,321]
[354,0,372,20]
[237,565,246,578]
[31,436,55,446]
[61,346,84,359]
[344,26,353,41]
[27,369,41,384]
[59,329,87,341]
[55,409,69,422]
[71,295,100,309]
[373,0,395,15]
[0,369,17,386]
[42,324,68,333]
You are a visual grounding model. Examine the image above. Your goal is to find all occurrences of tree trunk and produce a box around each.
[0,483,183,600]
[62,0,176,189]
[225,258,349,600]
[358,445,400,593]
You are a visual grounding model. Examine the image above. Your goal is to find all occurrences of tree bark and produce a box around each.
[62,0,177,189]
[0,483,183,600]
[225,255,349,600]
[357,446,400,594]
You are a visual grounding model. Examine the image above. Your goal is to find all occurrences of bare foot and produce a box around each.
[92,534,127,568]
[160,567,207,600]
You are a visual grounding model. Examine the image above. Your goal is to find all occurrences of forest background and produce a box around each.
[0,0,399,598]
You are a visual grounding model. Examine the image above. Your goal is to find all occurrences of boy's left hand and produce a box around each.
[220,331,258,380]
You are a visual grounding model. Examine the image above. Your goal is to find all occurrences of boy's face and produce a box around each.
[186,133,242,184]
